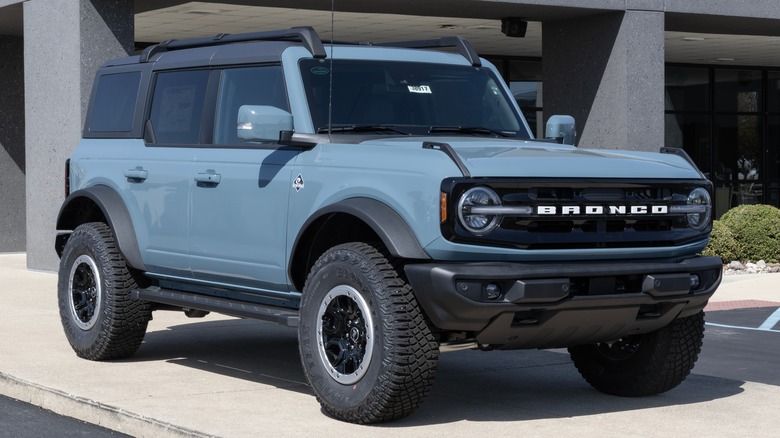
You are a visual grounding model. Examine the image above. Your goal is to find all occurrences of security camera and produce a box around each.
[501,17,527,38]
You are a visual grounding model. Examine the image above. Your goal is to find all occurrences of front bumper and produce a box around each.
[404,255,722,350]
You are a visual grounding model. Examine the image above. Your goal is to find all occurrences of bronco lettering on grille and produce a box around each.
[536,205,669,215]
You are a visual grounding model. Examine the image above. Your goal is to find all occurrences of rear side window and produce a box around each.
[149,70,209,144]
[89,72,141,132]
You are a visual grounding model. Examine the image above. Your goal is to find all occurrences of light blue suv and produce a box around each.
[55,27,722,423]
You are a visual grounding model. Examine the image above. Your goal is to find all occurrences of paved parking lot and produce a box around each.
[0,253,777,437]
[699,305,780,386]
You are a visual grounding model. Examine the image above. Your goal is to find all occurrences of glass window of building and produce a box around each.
[767,71,780,112]
[714,69,762,113]
[767,72,780,207]
[713,69,763,211]
[714,114,762,206]
[664,113,710,175]
[508,60,543,137]
[666,65,779,215]
[487,57,543,137]
[665,66,709,112]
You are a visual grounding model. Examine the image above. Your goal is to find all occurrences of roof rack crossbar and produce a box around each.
[139,26,326,63]
[373,36,481,67]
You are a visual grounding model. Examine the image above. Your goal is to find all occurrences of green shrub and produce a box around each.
[718,204,780,263]
[702,220,740,262]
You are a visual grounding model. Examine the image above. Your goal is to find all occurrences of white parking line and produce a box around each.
[758,307,780,331]
[706,322,780,333]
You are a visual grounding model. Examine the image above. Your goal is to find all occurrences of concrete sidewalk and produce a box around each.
[0,253,777,437]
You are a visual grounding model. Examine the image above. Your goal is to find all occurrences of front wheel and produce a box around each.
[57,222,151,360]
[298,243,439,423]
[568,311,705,396]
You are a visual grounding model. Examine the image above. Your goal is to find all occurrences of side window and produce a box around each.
[149,70,209,144]
[89,72,141,132]
[214,66,288,144]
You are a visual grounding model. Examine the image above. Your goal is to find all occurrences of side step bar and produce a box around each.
[132,286,300,327]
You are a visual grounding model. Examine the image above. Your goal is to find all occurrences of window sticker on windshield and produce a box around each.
[310,66,329,75]
[407,85,432,94]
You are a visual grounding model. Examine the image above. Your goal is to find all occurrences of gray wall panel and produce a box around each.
[542,10,664,151]
[0,35,25,252]
[23,0,133,271]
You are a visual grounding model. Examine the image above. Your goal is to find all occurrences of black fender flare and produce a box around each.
[55,185,146,271]
[294,197,431,261]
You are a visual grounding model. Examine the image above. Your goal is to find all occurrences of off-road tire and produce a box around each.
[58,222,151,360]
[568,311,705,396]
[298,242,439,424]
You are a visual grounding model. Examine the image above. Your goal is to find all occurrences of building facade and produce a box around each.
[1,0,779,271]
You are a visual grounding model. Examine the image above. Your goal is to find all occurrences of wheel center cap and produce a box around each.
[349,326,361,343]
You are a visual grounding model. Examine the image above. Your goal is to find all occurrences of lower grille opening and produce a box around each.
[637,304,663,319]
[511,310,542,326]
[568,275,644,296]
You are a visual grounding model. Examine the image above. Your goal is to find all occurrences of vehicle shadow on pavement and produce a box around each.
[130,317,312,395]
[127,317,746,425]
[389,351,746,426]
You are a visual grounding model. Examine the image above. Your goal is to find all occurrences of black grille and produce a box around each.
[442,178,712,250]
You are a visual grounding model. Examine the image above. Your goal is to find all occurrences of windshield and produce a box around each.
[299,59,531,139]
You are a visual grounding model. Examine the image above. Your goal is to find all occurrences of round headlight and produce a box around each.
[687,187,712,230]
[457,187,502,235]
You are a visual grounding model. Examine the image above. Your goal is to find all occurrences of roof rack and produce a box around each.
[373,36,481,67]
[139,26,326,63]
[138,26,482,67]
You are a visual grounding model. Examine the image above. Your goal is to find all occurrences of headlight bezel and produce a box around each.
[457,186,503,236]
[685,187,712,231]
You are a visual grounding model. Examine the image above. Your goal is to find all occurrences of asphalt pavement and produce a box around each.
[0,253,777,438]
[0,394,130,438]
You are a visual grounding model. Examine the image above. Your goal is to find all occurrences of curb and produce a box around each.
[0,372,213,438]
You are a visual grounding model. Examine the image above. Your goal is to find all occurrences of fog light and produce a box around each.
[690,274,701,289]
[483,283,501,300]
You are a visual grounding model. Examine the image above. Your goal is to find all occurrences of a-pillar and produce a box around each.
[23,0,134,270]
[542,6,664,151]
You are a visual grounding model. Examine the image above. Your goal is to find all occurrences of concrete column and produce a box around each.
[0,35,25,252]
[542,8,664,151]
[24,0,133,271]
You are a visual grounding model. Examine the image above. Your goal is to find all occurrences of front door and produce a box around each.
[188,66,299,302]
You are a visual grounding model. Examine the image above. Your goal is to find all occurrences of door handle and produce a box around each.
[124,168,148,182]
[194,172,221,186]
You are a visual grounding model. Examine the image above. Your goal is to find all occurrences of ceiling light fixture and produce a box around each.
[683,37,705,41]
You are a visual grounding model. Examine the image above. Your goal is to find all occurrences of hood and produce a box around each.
[364,137,703,180]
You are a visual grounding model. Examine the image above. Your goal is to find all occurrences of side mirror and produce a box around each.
[237,105,293,143]
[545,115,576,146]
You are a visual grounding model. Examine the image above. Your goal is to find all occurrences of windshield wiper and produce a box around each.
[428,126,514,137]
[318,125,410,135]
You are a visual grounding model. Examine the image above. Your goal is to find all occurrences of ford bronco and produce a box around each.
[55,27,722,423]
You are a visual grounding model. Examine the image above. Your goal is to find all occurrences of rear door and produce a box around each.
[123,69,210,276]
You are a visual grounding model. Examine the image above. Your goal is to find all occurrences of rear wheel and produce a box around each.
[58,222,151,360]
[298,242,439,423]
[568,311,705,396]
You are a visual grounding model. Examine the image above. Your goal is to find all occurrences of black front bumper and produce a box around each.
[404,256,722,350]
